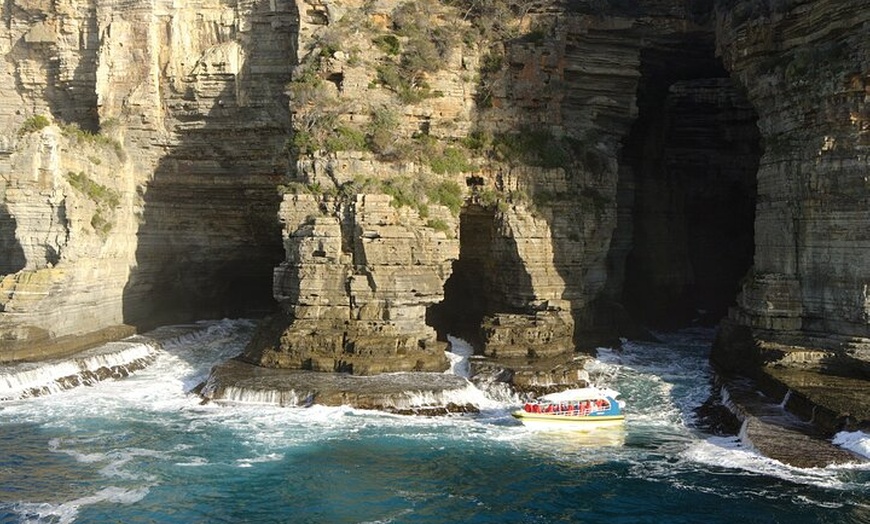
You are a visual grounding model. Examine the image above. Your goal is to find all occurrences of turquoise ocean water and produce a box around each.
[1,320,868,523]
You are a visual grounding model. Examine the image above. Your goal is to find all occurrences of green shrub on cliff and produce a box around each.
[17,115,51,136]
[426,218,452,236]
[325,125,367,153]
[373,35,401,56]
[426,180,464,214]
[443,0,523,41]
[60,123,125,161]
[476,187,509,212]
[66,171,121,209]
[493,129,573,169]
[367,0,454,105]
[380,177,427,216]
[65,171,122,238]
[428,147,473,175]
[342,176,466,219]
[366,108,401,156]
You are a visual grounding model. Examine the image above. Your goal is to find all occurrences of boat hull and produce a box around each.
[512,410,625,430]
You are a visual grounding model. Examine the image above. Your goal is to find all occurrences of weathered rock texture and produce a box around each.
[1,127,136,361]
[0,0,868,442]
[240,193,458,374]
[711,1,870,376]
[2,0,294,358]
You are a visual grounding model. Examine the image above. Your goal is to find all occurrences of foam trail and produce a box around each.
[11,486,148,524]
[779,389,792,408]
[214,386,305,407]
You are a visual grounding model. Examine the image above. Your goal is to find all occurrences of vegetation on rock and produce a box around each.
[65,171,122,238]
[17,115,51,136]
[60,123,125,161]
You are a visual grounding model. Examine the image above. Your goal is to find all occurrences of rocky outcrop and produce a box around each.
[702,0,870,452]
[1,126,137,360]
[0,0,867,449]
[201,357,477,413]
[240,192,458,374]
[711,1,870,373]
[722,376,864,468]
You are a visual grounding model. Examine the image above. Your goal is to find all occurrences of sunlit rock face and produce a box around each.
[240,193,458,375]
[1,0,294,359]
[1,0,868,394]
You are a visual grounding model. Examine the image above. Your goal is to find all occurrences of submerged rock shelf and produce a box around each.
[722,378,866,468]
[0,336,159,401]
[201,358,479,413]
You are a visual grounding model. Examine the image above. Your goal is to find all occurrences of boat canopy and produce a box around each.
[538,387,620,403]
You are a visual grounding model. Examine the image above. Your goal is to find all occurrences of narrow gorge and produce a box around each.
[1,0,868,461]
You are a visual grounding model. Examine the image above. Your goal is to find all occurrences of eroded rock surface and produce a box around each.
[202,357,476,413]
[241,193,458,375]
[712,1,870,368]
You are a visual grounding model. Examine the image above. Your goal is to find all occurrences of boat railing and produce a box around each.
[522,399,612,416]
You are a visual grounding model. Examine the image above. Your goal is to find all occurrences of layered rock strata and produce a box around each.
[705,0,870,451]
[711,1,870,373]
[1,127,137,360]
[0,0,867,447]
[240,193,458,374]
[201,358,476,413]
[1,0,295,358]
[719,376,865,468]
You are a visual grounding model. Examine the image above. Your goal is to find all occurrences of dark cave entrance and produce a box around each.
[619,37,761,329]
[427,203,496,347]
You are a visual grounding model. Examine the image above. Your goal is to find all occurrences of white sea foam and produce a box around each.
[0,340,158,401]
[0,318,252,404]
[3,321,865,518]
[833,431,870,459]
[446,336,473,378]
[11,486,149,524]
[174,456,210,467]
[682,435,870,491]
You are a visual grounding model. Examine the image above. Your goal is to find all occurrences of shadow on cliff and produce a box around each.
[549,31,760,345]
[122,0,295,331]
[0,203,26,276]
[427,202,537,349]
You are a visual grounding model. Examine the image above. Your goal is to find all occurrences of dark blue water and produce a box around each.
[1,321,868,523]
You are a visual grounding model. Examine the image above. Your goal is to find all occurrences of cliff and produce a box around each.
[2,0,294,359]
[711,0,870,374]
[0,0,868,441]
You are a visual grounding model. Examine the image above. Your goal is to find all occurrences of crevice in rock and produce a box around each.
[616,35,761,329]
[427,203,495,348]
[0,202,26,276]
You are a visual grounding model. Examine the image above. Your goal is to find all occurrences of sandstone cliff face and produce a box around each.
[1,0,295,357]
[1,0,868,398]
[712,0,870,373]
[0,126,134,359]
[242,192,457,374]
